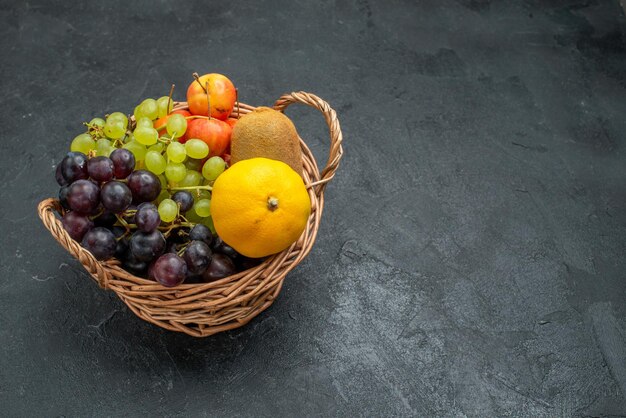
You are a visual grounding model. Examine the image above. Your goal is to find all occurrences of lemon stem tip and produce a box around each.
[267,196,279,211]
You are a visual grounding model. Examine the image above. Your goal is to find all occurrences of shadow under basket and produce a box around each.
[38,92,343,337]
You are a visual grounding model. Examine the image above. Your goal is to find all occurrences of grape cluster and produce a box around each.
[57,93,258,287]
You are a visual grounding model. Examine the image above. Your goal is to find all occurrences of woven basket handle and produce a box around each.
[37,198,112,288]
[273,92,343,196]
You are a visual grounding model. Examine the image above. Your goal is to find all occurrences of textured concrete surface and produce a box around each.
[1,0,625,416]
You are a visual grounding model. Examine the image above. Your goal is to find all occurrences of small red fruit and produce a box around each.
[187,73,236,120]
[186,117,232,158]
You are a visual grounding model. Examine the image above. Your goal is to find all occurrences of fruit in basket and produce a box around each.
[100,181,133,213]
[186,117,232,158]
[87,156,114,182]
[210,158,311,258]
[110,149,135,179]
[61,212,94,241]
[127,170,161,203]
[81,227,117,260]
[153,253,188,287]
[187,73,236,120]
[202,156,226,181]
[184,240,213,275]
[129,229,166,262]
[67,179,100,214]
[230,107,303,176]
[154,109,191,142]
[203,253,237,281]
[134,202,160,232]
[52,73,323,289]
[61,152,89,183]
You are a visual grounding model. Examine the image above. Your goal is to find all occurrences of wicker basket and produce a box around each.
[37,92,343,337]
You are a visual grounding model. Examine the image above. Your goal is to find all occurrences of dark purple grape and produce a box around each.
[165,241,180,254]
[147,261,157,280]
[129,230,166,262]
[61,152,88,183]
[59,186,70,210]
[81,227,117,260]
[110,148,135,179]
[100,181,132,213]
[171,191,194,213]
[236,256,264,272]
[183,240,213,275]
[212,236,239,260]
[134,202,160,232]
[93,211,117,228]
[67,179,100,214]
[61,211,94,241]
[189,224,213,247]
[153,253,187,287]
[55,164,68,186]
[127,170,161,203]
[219,243,239,260]
[87,156,114,182]
[123,252,149,275]
[202,254,236,281]
[111,227,128,259]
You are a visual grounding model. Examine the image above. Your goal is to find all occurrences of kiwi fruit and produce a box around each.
[230,107,303,176]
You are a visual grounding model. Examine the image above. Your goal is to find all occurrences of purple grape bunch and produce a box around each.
[56,143,261,287]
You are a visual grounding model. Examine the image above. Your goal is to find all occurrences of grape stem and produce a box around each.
[167,84,175,115]
[168,185,213,192]
[114,214,197,236]
[115,213,133,234]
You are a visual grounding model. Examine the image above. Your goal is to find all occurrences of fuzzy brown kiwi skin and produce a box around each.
[230,107,304,177]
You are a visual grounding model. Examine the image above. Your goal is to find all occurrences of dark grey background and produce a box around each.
[1,0,625,416]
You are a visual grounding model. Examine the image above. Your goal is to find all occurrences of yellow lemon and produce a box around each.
[210,158,311,258]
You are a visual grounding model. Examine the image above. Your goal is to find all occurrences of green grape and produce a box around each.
[136,117,153,129]
[156,189,170,205]
[148,142,165,153]
[104,119,126,140]
[193,189,211,202]
[194,199,211,217]
[133,105,145,121]
[158,199,178,223]
[140,98,159,120]
[185,157,203,171]
[185,206,202,223]
[89,117,106,129]
[166,142,186,163]
[71,133,96,154]
[202,156,226,181]
[145,150,167,175]
[165,162,186,182]
[185,139,209,159]
[96,138,113,156]
[178,170,203,187]
[123,141,147,162]
[107,112,128,128]
[134,126,158,146]
[166,113,187,138]
[156,96,173,118]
